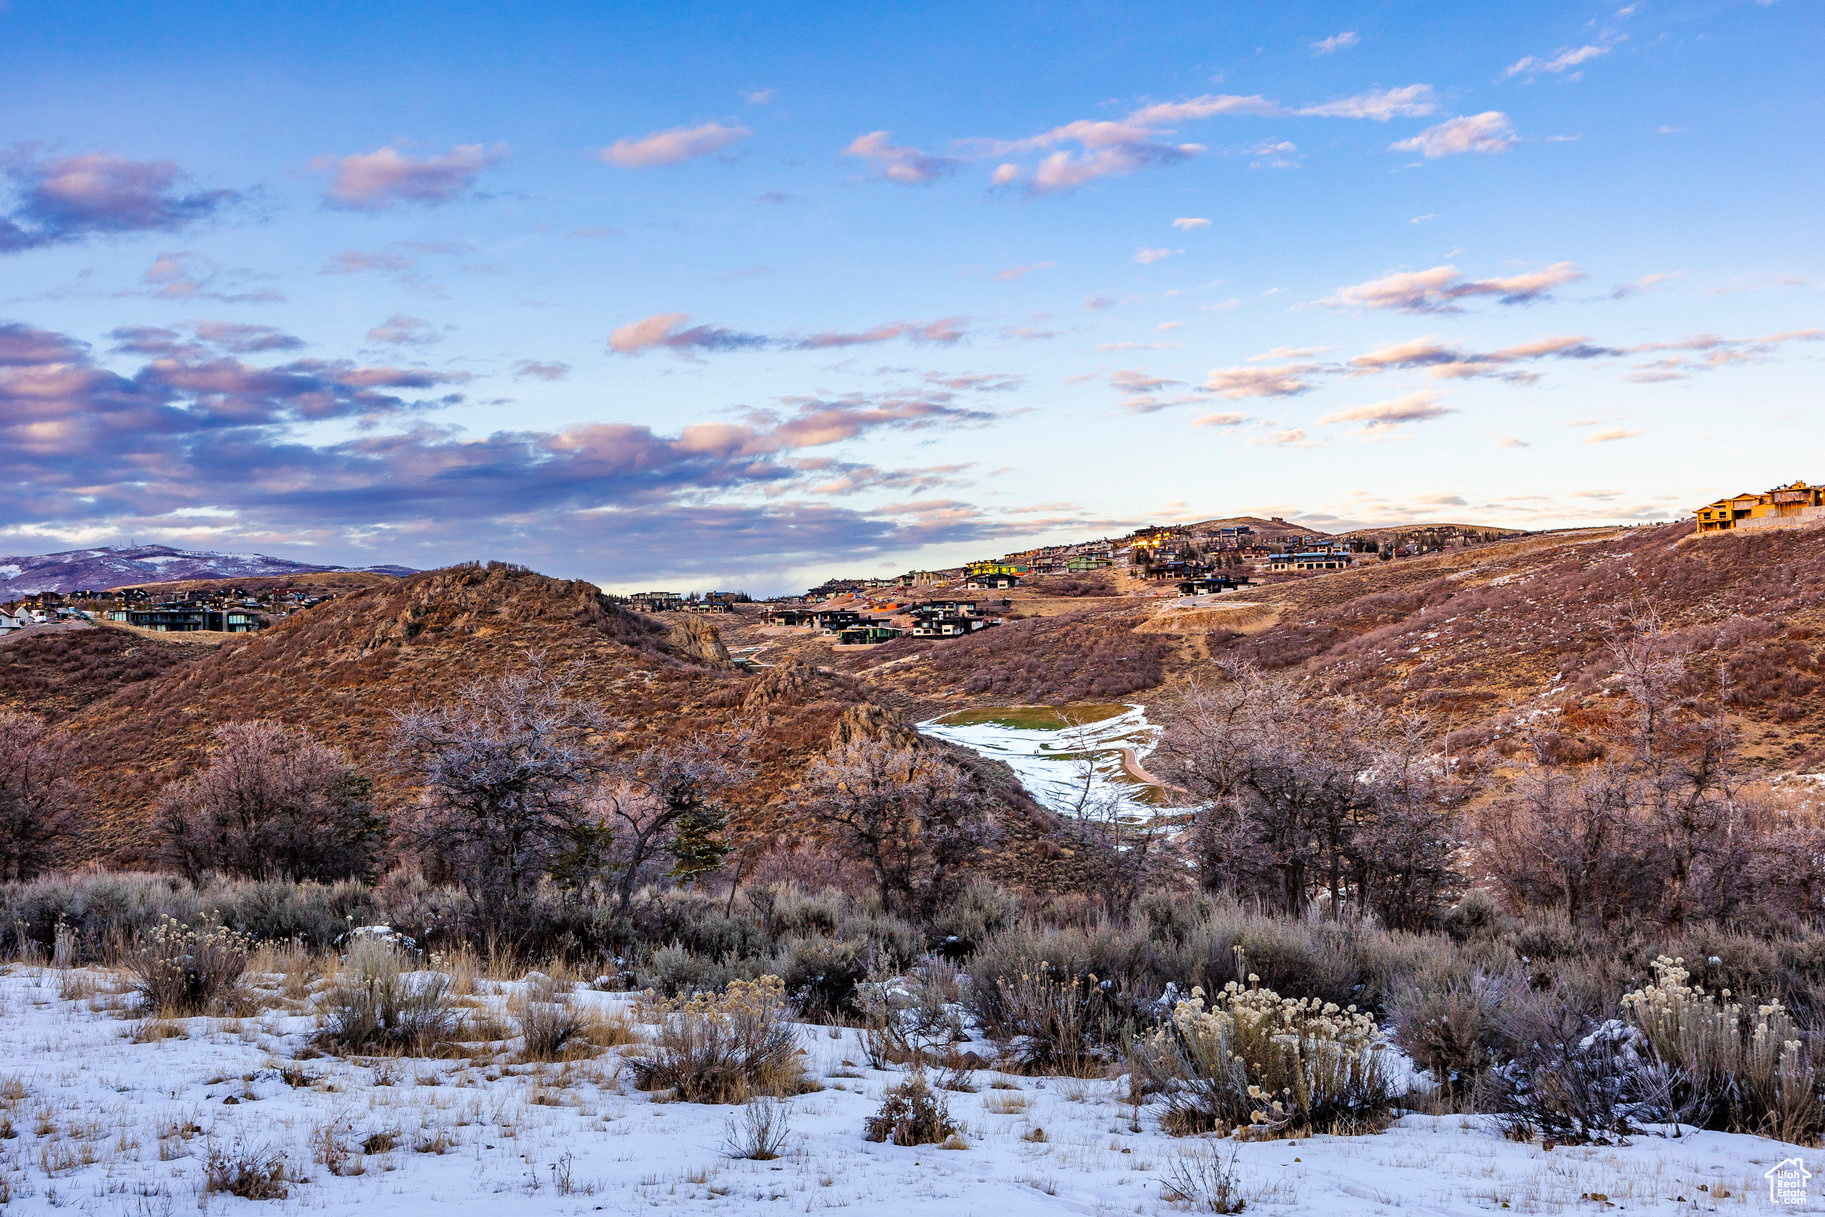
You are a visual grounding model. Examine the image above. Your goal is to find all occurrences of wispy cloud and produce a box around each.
[1296,84,1437,120]
[1311,31,1359,55]
[995,261,1055,281]
[1505,44,1612,79]
[1134,247,1178,264]
[1610,270,1683,299]
[1204,362,1322,398]
[512,360,569,381]
[1251,427,1317,448]
[315,144,504,210]
[1325,262,1583,312]
[1585,427,1642,443]
[1172,216,1211,231]
[366,313,443,346]
[608,311,968,356]
[1,150,238,252]
[1391,112,1517,157]
[843,131,959,184]
[1320,389,1453,431]
[604,122,751,168]
[133,251,283,304]
[609,312,768,355]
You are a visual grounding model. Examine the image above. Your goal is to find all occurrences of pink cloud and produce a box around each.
[1391,112,1517,157]
[1326,261,1583,312]
[315,144,504,210]
[603,122,751,168]
[843,131,959,184]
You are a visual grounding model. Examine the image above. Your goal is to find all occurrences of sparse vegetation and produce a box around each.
[122,918,251,1016]
[632,975,805,1103]
[315,937,460,1054]
[863,1069,958,1146]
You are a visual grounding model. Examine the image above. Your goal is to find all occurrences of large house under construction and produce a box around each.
[1695,481,1825,534]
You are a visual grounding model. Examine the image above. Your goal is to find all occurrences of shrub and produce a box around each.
[1386,970,1512,1102]
[202,1139,292,1200]
[512,975,586,1061]
[122,918,251,1016]
[0,711,82,883]
[316,938,459,1054]
[1151,977,1396,1137]
[863,1069,958,1146]
[722,1097,792,1160]
[1622,955,1824,1143]
[976,965,1117,1077]
[632,975,804,1103]
[155,720,386,884]
[1480,1007,1640,1146]
[777,935,871,1022]
[1159,1143,1248,1213]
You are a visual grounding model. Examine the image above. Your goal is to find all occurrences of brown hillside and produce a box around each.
[106,570,400,596]
[795,522,1825,769]
[44,563,1047,874]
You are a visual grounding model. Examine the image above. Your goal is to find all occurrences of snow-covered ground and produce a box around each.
[0,964,1816,1214]
[918,704,1164,821]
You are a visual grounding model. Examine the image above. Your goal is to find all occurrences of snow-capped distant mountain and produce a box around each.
[0,545,414,596]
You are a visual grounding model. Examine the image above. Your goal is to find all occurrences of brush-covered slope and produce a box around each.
[58,563,992,863]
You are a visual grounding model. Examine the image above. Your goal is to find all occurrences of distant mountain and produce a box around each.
[0,544,414,596]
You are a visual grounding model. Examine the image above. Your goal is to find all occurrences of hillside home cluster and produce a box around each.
[0,585,334,635]
[1695,481,1825,534]
[765,596,1007,645]
[614,591,748,614]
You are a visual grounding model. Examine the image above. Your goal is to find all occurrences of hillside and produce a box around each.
[17,562,1047,869]
[805,522,1825,769]
[0,543,413,597]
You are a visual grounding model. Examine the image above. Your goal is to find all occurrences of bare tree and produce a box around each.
[1050,720,1164,921]
[1157,664,1466,925]
[795,741,993,915]
[391,661,614,906]
[0,711,82,881]
[582,730,753,912]
[1354,716,1466,931]
[157,720,385,883]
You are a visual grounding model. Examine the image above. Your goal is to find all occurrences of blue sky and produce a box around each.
[2,0,1819,592]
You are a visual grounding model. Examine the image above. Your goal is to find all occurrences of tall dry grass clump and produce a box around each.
[975,965,1114,1077]
[1149,974,1396,1137]
[1623,955,1824,1143]
[632,974,803,1103]
[511,974,587,1061]
[315,937,459,1055]
[122,918,251,1016]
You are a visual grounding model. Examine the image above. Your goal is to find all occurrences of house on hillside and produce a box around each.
[125,601,264,632]
[965,572,1020,590]
[625,591,683,613]
[835,624,902,645]
[1269,550,1355,573]
[1696,481,1825,534]
[0,609,28,635]
[1177,575,1248,595]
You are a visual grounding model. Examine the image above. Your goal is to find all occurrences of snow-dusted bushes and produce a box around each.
[1149,976,1397,1137]
[632,975,804,1103]
[122,917,251,1016]
[511,973,587,1061]
[315,937,459,1054]
[1622,955,1824,1143]
[1386,968,1513,1104]
[863,1068,959,1146]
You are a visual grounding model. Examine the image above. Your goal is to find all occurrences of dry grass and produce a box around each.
[632,975,805,1104]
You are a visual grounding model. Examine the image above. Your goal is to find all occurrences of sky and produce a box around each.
[1,0,1820,593]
